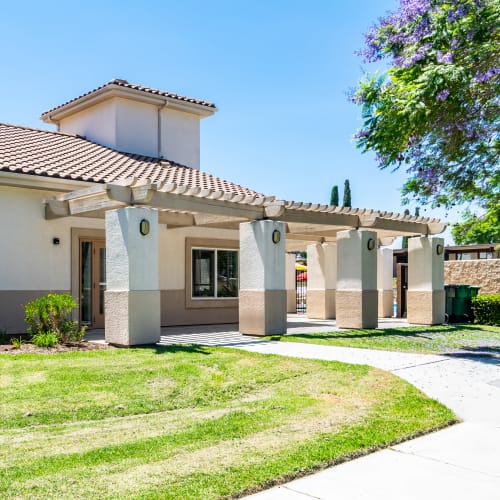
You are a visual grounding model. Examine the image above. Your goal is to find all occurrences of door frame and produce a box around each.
[71,227,105,328]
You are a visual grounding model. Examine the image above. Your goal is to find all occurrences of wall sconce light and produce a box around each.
[436,244,444,255]
[52,237,60,245]
[367,238,376,251]
[272,229,281,244]
[139,219,150,236]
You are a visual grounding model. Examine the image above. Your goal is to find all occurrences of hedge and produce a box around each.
[472,294,500,326]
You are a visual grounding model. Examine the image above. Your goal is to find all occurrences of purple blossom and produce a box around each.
[354,129,369,140]
[436,89,450,101]
[437,51,453,64]
[473,67,500,83]
[416,167,439,192]
[447,4,468,22]
[374,153,389,166]
[400,43,431,67]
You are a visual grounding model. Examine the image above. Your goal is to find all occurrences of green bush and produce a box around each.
[10,337,25,348]
[24,293,86,344]
[472,294,500,326]
[32,331,59,348]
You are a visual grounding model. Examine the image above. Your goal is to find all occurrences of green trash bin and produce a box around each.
[453,284,470,321]
[444,285,458,322]
[468,286,481,321]
[445,284,480,323]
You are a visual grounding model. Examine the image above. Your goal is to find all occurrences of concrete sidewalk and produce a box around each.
[239,341,500,499]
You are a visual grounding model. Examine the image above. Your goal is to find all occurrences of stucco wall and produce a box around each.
[59,100,117,149]
[0,186,103,290]
[445,260,500,294]
[160,107,200,169]
[115,98,158,157]
[58,97,201,168]
[0,186,240,332]
[0,185,104,332]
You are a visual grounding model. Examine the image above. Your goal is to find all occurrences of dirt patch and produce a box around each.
[0,341,112,354]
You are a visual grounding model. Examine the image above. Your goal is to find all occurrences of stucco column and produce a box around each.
[307,243,337,319]
[407,237,445,325]
[286,253,297,313]
[239,220,287,335]
[105,207,161,346]
[377,247,394,318]
[336,230,378,329]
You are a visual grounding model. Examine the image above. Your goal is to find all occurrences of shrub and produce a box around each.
[472,294,500,326]
[32,331,59,348]
[10,337,25,348]
[24,293,86,344]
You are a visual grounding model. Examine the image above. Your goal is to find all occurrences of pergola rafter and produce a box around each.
[44,177,446,244]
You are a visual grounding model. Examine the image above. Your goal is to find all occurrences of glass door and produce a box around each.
[80,239,106,328]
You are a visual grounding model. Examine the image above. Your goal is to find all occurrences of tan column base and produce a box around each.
[378,290,393,318]
[287,289,297,313]
[105,290,161,346]
[307,289,336,319]
[239,290,287,336]
[336,290,378,329]
[407,290,445,325]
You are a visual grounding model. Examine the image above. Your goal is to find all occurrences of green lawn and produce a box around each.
[268,324,500,354]
[0,346,455,499]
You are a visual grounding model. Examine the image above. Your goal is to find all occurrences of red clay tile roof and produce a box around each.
[42,79,216,117]
[0,123,261,196]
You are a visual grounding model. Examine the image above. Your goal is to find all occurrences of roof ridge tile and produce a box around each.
[41,80,216,117]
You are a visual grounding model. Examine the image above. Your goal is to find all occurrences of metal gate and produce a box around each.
[296,268,307,313]
[396,263,408,318]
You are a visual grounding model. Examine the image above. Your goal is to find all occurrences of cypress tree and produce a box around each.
[330,185,339,206]
[402,209,410,248]
[343,179,352,207]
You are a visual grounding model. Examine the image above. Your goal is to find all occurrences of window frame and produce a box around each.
[185,238,239,310]
[191,247,239,300]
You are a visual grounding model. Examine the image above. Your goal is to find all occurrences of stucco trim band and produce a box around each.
[336,290,378,329]
[307,289,336,319]
[105,290,161,346]
[0,290,69,334]
[378,290,394,318]
[407,290,445,325]
[161,289,237,326]
[239,290,287,336]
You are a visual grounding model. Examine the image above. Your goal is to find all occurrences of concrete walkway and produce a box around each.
[87,317,500,498]
[242,342,500,499]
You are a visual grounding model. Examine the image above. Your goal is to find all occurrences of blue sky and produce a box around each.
[0,0,457,241]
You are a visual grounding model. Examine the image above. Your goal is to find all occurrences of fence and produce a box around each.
[296,268,307,313]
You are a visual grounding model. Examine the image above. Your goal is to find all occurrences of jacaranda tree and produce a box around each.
[352,0,499,237]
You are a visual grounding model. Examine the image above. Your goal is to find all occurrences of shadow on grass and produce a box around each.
[269,324,491,342]
[134,344,212,355]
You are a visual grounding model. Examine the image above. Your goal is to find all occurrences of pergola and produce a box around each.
[46,178,447,345]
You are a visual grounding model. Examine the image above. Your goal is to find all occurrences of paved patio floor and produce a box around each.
[85,315,411,346]
[85,316,500,499]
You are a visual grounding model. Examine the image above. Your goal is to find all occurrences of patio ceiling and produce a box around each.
[45,177,446,250]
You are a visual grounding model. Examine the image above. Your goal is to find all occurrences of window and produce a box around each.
[192,248,238,299]
[479,251,493,259]
[457,252,472,260]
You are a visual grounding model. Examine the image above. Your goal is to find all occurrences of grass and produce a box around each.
[0,345,455,499]
[268,324,500,354]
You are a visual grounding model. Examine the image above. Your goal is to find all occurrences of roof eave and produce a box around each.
[41,84,217,124]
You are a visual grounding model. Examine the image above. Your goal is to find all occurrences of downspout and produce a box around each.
[157,100,168,159]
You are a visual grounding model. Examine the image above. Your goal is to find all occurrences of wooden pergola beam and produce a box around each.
[44,180,446,237]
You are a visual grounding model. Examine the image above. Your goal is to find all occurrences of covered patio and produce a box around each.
[85,314,412,346]
[47,177,446,346]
